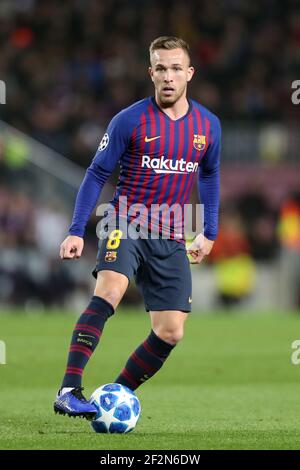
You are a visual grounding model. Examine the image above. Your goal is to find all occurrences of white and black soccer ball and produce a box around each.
[90,383,141,434]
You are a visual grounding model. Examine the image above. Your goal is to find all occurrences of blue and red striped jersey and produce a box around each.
[69,96,221,241]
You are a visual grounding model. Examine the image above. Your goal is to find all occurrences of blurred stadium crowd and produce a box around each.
[0,0,299,309]
[0,0,299,164]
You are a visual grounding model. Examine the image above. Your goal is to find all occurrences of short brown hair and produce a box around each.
[149,36,191,64]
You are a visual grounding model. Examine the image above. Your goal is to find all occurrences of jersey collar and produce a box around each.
[150,96,193,122]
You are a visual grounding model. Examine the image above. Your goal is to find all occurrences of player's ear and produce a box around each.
[187,66,195,82]
[148,66,154,82]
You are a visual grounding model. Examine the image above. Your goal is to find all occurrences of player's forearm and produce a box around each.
[198,165,220,241]
[69,164,111,238]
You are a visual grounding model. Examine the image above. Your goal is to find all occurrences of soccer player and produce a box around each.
[54,36,221,419]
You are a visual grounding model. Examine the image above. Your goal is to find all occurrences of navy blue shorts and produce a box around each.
[93,225,192,313]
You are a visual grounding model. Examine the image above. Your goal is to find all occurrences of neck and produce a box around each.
[155,92,189,120]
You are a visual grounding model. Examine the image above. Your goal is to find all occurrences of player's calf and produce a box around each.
[114,329,176,390]
[60,296,114,390]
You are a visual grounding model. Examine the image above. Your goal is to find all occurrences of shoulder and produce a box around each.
[111,98,151,128]
[191,99,221,130]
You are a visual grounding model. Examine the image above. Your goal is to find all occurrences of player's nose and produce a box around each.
[163,70,173,82]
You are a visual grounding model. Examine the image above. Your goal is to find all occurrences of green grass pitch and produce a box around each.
[0,309,300,450]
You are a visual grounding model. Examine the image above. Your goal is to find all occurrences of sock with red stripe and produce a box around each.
[114,330,175,390]
[61,296,114,388]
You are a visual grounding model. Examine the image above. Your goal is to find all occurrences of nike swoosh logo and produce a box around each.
[188,297,192,303]
[145,135,161,142]
[78,333,95,338]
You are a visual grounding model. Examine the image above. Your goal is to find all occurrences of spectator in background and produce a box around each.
[209,208,256,308]
[237,191,279,261]
[0,187,85,307]
[277,192,300,309]
[0,0,295,166]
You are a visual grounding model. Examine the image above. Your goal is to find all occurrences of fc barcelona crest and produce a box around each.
[193,134,206,151]
[105,251,117,262]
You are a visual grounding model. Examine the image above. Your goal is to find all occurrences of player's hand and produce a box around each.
[60,235,84,260]
[187,233,214,264]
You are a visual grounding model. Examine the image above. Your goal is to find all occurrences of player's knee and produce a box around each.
[155,327,184,345]
[94,287,123,310]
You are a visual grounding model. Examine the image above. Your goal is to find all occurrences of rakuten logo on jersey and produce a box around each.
[142,155,198,174]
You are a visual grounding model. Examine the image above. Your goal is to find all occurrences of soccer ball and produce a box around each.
[90,383,141,434]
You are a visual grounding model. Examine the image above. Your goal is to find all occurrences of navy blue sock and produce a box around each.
[114,330,175,390]
[61,296,114,388]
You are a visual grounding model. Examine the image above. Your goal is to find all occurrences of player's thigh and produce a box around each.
[150,310,189,344]
[94,270,129,309]
[93,224,141,309]
[136,240,192,313]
